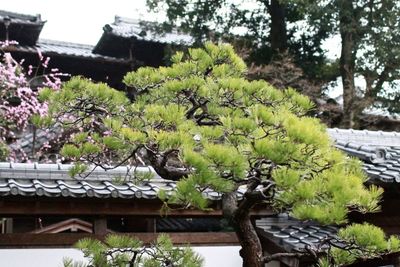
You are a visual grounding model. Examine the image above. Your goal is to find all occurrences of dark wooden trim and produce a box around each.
[0,198,273,217]
[3,46,131,65]
[93,218,107,235]
[0,232,239,248]
[146,218,156,232]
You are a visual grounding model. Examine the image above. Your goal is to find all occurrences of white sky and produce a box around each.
[1,0,154,45]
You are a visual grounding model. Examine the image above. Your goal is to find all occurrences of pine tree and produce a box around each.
[63,234,203,267]
[42,43,399,267]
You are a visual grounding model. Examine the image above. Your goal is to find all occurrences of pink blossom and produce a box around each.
[0,45,69,162]
[28,65,33,75]
[36,48,43,60]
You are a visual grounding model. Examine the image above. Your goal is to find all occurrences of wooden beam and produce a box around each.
[0,232,239,248]
[0,198,273,217]
[31,219,93,234]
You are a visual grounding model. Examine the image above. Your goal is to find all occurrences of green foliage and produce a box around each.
[300,0,400,118]
[47,43,387,265]
[61,144,81,159]
[133,169,155,183]
[30,114,53,128]
[63,258,87,267]
[146,0,331,79]
[148,0,400,120]
[103,136,125,150]
[0,141,9,161]
[321,223,400,266]
[65,234,203,267]
[37,87,53,102]
[47,42,382,219]
[68,163,88,178]
[42,77,129,121]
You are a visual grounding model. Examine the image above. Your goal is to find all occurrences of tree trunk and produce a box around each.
[222,193,263,267]
[234,213,263,267]
[339,0,357,128]
[268,0,288,53]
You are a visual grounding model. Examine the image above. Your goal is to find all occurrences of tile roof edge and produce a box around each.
[0,9,43,23]
[114,15,140,25]
[110,15,193,41]
[38,39,95,49]
[0,162,165,180]
[4,41,131,63]
[328,128,400,137]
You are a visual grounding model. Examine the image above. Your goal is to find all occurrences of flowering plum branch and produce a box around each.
[0,40,69,161]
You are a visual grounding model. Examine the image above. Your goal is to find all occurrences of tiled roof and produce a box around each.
[4,39,129,63]
[328,128,400,184]
[328,128,400,147]
[0,163,162,199]
[0,162,234,200]
[257,216,396,267]
[6,128,400,199]
[10,128,400,184]
[0,10,44,25]
[104,16,194,45]
[256,215,338,252]
[0,10,45,46]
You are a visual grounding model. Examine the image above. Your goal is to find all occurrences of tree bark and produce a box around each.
[339,0,357,128]
[234,213,263,267]
[222,192,263,267]
[268,0,288,53]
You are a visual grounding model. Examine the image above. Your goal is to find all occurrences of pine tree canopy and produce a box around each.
[41,43,399,266]
[63,234,203,267]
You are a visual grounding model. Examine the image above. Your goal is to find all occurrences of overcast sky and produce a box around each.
[2,0,154,45]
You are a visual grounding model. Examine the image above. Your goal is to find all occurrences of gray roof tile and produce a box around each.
[328,128,400,184]
[0,162,234,200]
[0,10,43,26]
[106,16,194,45]
[328,128,400,147]
[3,39,129,64]
[6,128,400,202]
[256,217,338,252]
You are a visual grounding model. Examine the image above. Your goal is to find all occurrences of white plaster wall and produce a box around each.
[0,246,242,267]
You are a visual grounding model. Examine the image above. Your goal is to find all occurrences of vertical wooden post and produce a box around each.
[5,218,13,234]
[147,219,156,233]
[93,217,107,235]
